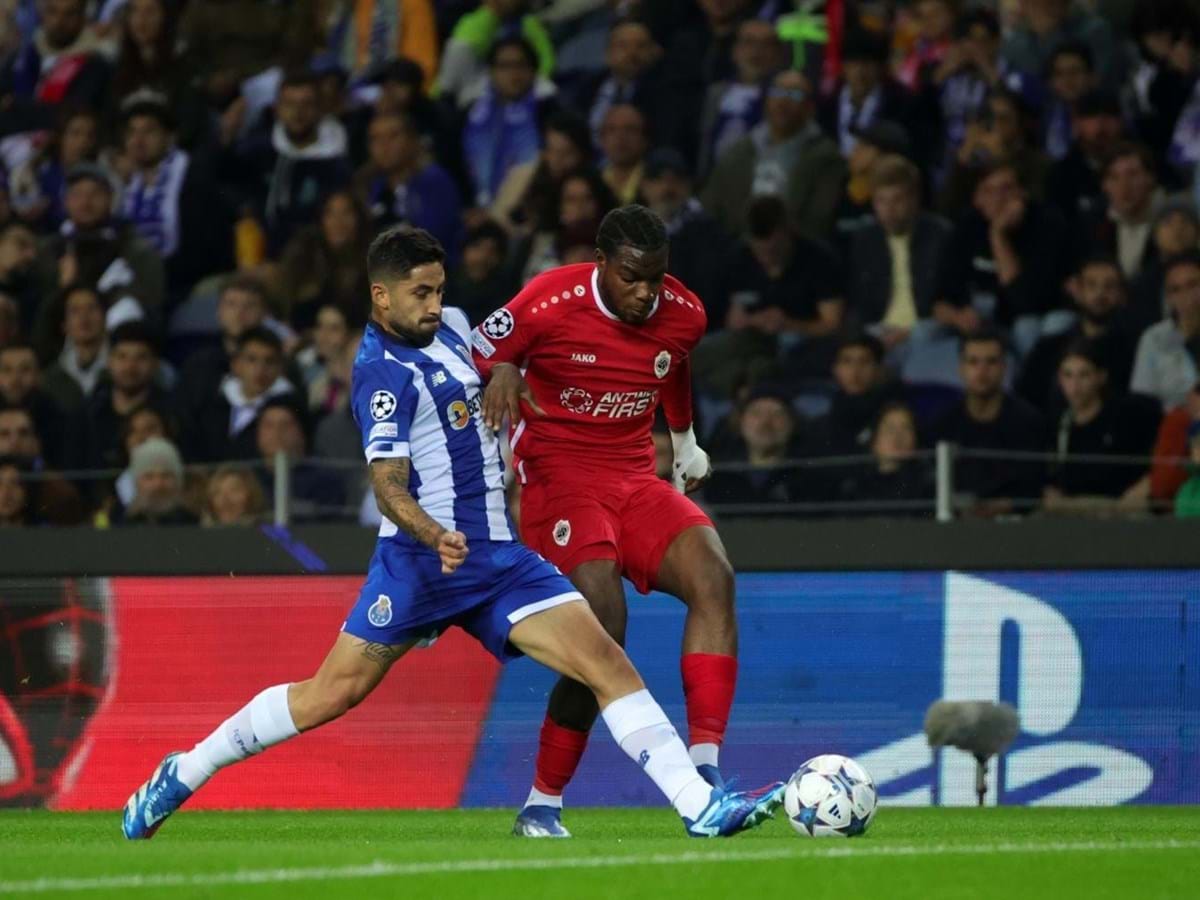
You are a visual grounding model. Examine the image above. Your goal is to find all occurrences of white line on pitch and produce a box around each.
[2,840,1198,894]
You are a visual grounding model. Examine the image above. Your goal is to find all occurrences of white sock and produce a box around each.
[601,689,712,821]
[689,743,719,769]
[524,786,563,810]
[175,684,299,791]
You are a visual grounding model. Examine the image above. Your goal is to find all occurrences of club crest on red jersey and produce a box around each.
[553,519,571,546]
[654,350,671,379]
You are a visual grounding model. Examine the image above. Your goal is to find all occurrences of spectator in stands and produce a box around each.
[235,71,353,255]
[436,0,554,107]
[702,69,846,240]
[463,37,555,208]
[0,341,74,467]
[1042,41,1097,161]
[490,110,591,236]
[939,88,1049,219]
[811,333,903,457]
[31,164,165,350]
[202,464,267,526]
[1043,339,1160,514]
[82,321,171,472]
[295,304,360,419]
[0,406,41,463]
[121,96,233,302]
[1001,0,1122,90]
[846,155,952,351]
[572,18,664,149]
[1018,256,1138,413]
[322,0,439,88]
[1046,89,1126,222]
[836,402,934,516]
[517,168,615,281]
[0,294,19,347]
[3,0,111,116]
[254,398,346,521]
[0,221,39,335]
[110,404,170,513]
[936,159,1068,339]
[39,284,106,412]
[640,147,727,318]
[703,385,808,509]
[180,0,316,108]
[896,0,955,91]
[0,405,83,523]
[0,456,36,527]
[929,330,1045,515]
[1150,382,1200,510]
[820,28,912,160]
[697,17,784,177]
[447,222,515,325]
[277,189,370,332]
[696,195,843,397]
[108,0,209,150]
[356,111,461,252]
[113,436,197,525]
[8,107,99,232]
[831,119,913,246]
[598,104,647,206]
[1075,142,1163,280]
[1130,5,1200,170]
[1132,195,1200,334]
[185,326,297,463]
[1172,423,1200,518]
[1131,251,1200,410]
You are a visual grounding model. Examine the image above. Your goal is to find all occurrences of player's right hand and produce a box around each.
[436,530,469,575]
[483,363,546,430]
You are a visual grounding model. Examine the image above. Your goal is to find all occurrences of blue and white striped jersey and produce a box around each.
[351,308,514,546]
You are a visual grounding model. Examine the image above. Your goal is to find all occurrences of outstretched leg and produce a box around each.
[122,633,412,839]
[654,526,738,785]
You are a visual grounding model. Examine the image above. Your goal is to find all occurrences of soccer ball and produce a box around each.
[783,754,878,837]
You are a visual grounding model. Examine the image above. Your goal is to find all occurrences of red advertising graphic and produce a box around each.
[0,577,502,810]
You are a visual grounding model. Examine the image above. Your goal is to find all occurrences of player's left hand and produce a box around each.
[671,428,712,495]
[436,530,469,574]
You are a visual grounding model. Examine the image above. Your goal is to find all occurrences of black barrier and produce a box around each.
[2,518,1200,576]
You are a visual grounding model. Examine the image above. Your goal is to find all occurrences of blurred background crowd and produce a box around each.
[0,0,1199,527]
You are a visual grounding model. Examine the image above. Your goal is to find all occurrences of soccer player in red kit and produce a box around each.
[472,206,737,837]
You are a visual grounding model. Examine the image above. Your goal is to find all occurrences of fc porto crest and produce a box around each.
[368,594,393,627]
[654,350,671,379]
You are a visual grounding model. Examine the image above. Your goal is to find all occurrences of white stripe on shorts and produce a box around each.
[506,592,585,624]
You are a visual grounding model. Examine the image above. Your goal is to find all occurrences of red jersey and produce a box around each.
[471,263,707,482]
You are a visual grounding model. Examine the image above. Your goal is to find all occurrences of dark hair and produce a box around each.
[487,35,538,70]
[596,204,667,257]
[220,274,270,306]
[837,332,886,364]
[745,195,790,240]
[541,110,592,158]
[1163,249,1200,279]
[956,6,999,38]
[464,221,510,256]
[872,400,918,438]
[109,320,159,355]
[119,404,170,448]
[256,395,311,446]
[0,453,34,523]
[0,340,35,361]
[279,68,320,94]
[235,325,283,357]
[367,225,446,284]
[971,156,1023,193]
[112,0,178,99]
[1058,337,1107,372]
[371,108,419,136]
[1048,39,1093,73]
[958,326,1007,357]
[1076,253,1124,280]
[122,95,175,132]
[1100,141,1158,179]
[559,167,617,224]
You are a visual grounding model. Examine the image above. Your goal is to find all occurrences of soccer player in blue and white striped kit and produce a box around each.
[122,226,784,839]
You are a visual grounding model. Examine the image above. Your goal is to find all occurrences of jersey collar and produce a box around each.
[590,266,659,322]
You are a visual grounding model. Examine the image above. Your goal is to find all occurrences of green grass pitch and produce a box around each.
[2,808,1199,900]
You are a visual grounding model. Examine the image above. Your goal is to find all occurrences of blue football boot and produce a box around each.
[683,781,785,838]
[122,752,193,840]
[512,804,571,838]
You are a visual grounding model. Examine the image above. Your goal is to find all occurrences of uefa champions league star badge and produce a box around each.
[367,595,393,627]
[370,390,397,421]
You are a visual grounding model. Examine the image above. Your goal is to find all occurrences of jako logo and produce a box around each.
[571,353,596,364]
[855,573,1153,807]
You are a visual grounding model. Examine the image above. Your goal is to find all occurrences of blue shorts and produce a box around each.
[343,539,583,661]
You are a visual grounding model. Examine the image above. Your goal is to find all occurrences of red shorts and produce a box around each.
[519,470,713,594]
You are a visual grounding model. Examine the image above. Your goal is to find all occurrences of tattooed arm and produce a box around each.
[369,458,469,574]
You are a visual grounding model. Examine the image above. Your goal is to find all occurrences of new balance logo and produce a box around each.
[639,750,651,768]
[430,370,448,387]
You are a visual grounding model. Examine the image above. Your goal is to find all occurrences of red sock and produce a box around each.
[681,653,738,748]
[532,716,590,796]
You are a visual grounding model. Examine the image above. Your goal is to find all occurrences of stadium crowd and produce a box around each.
[0,0,1199,526]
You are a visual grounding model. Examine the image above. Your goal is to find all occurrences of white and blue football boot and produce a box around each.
[683,781,786,838]
[512,804,571,838]
[696,764,726,790]
[122,752,193,840]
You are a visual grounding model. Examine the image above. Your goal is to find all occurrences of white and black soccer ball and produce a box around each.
[783,754,877,838]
